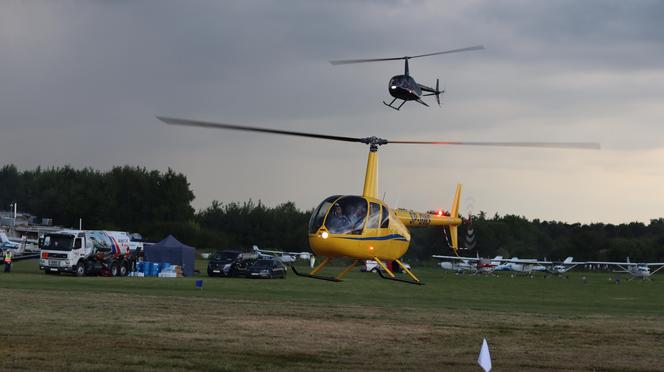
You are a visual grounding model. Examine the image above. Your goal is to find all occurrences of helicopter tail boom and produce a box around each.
[394,184,463,253]
[420,78,444,106]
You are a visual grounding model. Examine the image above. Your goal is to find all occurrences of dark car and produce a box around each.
[207,250,242,277]
[246,258,287,279]
[227,255,260,278]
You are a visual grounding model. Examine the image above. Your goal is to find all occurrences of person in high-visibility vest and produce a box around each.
[4,250,13,272]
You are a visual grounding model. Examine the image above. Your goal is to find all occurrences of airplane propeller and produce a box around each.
[157,116,600,150]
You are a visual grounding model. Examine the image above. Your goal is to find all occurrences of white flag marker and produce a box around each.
[478,338,492,372]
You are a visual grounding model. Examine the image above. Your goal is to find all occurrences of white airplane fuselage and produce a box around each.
[494,258,545,274]
[440,260,473,273]
[628,265,651,278]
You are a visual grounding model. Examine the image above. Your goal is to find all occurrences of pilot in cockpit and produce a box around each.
[350,204,367,231]
[328,203,351,233]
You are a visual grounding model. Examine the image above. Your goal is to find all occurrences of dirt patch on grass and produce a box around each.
[1,288,663,371]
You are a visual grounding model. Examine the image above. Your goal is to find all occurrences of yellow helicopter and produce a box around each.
[157,116,599,284]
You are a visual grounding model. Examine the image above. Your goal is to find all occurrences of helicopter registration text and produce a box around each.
[408,211,431,226]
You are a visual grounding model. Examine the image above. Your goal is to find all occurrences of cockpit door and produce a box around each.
[362,202,382,240]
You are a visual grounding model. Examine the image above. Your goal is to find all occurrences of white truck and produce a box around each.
[39,230,141,276]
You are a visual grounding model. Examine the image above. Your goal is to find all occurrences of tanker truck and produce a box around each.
[39,230,140,276]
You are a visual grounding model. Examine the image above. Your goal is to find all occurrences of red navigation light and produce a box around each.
[437,209,443,216]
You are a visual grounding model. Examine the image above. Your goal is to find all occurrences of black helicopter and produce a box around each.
[330,45,484,110]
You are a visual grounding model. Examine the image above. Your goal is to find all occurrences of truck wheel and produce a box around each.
[119,263,128,277]
[110,262,120,277]
[74,262,86,277]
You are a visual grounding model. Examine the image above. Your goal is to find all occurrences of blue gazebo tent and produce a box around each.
[144,235,196,277]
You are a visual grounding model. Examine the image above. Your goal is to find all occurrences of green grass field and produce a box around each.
[1,259,663,371]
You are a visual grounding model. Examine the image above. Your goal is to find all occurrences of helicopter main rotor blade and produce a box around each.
[329,56,406,65]
[409,45,485,59]
[158,116,600,150]
[157,116,364,143]
[329,45,485,65]
[387,140,600,150]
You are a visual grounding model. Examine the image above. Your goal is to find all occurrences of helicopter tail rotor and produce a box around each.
[435,78,443,106]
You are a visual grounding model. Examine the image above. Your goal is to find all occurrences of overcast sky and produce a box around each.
[2,0,664,224]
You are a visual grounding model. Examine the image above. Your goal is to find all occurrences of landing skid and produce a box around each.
[291,265,341,282]
[372,268,424,285]
[371,257,424,285]
[383,97,407,111]
[291,258,358,283]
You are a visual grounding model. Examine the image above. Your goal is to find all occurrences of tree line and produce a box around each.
[0,164,195,237]
[1,164,663,261]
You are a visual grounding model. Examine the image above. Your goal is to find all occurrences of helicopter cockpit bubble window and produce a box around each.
[325,196,368,235]
[405,77,416,90]
[390,76,404,87]
[367,202,381,229]
[308,195,341,234]
[380,205,390,228]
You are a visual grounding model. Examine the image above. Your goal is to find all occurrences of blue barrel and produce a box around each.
[152,262,161,276]
[144,261,152,276]
[136,261,145,273]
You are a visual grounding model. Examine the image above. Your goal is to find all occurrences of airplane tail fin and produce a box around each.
[564,257,573,264]
[492,256,503,265]
[449,184,462,255]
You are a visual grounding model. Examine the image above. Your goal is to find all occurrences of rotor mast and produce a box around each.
[362,146,378,198]
[360,137,387,199]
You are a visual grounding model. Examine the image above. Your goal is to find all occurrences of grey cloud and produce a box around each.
[1,0,663,222]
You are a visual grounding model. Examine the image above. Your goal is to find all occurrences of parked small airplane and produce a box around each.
[0,231,40,260]
[432,254,503,274]
[588,257,664,279]
[0,231,19,251]
[493,257,583,276]
[493,257,545,274]
[252,246,316,268]
[545,257,583,276]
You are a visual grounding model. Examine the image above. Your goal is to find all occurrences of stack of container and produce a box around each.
[130,261,181,278]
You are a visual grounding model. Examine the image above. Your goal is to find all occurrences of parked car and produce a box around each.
[227,254,260,278]
[361,259,411,273]
[247,258,287,279]
[207,250,242,277]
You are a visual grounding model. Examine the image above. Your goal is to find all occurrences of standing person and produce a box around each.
[4,250,13,272]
